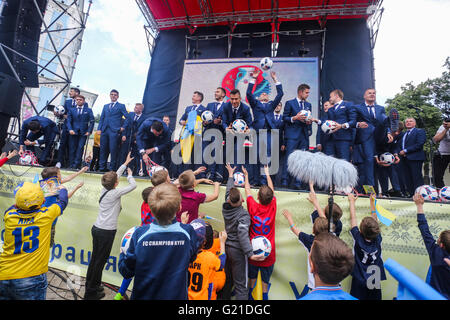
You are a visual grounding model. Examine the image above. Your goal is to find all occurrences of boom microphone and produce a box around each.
[287,150,358,190]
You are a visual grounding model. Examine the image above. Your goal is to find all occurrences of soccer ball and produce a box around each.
[201,110,213,124]
[120,226,137,254]
[54,105,65,115]
[379,152,395,165]
[232,119,247,133]
[260,57,273,71]
[149,165,167,178]
[19,154,32,165]
[415,185,439,201]
[439,186,450,202]
[233,171,245,186]
[321,120,337,134]
[299,109,312,121]
[251,236,272,258]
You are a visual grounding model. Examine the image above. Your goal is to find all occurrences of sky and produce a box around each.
[70,0,450,116]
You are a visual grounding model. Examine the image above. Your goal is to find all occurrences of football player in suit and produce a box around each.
[137,117,171,166]
[282,84,312,189]
[246,69,284,185]
[97,89,129,171]
[265,102,285,187]
[326,89,357,162]
[66,95,94,169]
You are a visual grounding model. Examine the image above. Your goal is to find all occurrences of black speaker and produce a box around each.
[0,72,24,117]
[0,0,48,88]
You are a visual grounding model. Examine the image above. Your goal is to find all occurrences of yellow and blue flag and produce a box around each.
[375,200,397,226]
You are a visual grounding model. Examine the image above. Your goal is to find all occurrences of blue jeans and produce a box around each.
[0,273,47,300]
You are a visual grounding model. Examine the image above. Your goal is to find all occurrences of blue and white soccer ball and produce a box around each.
[299,109,312,121]
[251,235,272,259]
[321,120,337,134]
[232,119,247,133]
[415,185,439,201]
[120,226,137,254]
[379,152,395,165]
[260,57,273,71]
[439,186,450,202]
[233,171,245,187]
[54,105,65,115]
[201,110,214,124]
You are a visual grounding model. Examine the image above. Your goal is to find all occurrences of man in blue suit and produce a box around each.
[246,69,284,185]
[315,100,333,154]
[353,88,393,189]
[222,89,253,176]
[326,89,357,162]
[97,89,129,172]
[265,102,285,186]
[396,117,426,196]
[162,115,175,177]
[282,84,312,188]
[66,95,95,169]
[19,116,58,165]
[204,87,227,182]
[120,103,146,175]
[137,117,171,166]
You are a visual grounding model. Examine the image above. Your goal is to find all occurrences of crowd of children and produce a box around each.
[0,151,448,301]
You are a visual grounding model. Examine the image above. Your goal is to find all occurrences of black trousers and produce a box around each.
[433,153,450,188]
[84,225,116,298]
[90,146,100,171]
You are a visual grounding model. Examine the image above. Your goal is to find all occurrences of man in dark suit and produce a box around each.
[97,89,129,171]
[282,84,312,188]
[396,117,426,196]
[162,115,175,177]
[204,87,227,182]
[137,117,171,166]
[66,95,95,169]
[246,69,284,185]
[353,88,393,189]
[19,116,58,165]
[120,103,146,175]
[326,89,357,162]
[315,100,333,154]
[221,89,253,176]
[265,102,285,186]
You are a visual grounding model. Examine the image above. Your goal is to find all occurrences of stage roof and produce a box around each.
[141,0,382,31]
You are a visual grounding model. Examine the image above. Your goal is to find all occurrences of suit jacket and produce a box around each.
[282,98,312,141]
[316,110,331,147]
[179,105,206,124]
[204,101,225,134]
[246,82,284,130]
[396,128,426,161]
[354,103,390,145]
[221,101,253,131]
[123,112,146,139]
[136,117,171,153]
[265,112,285,147]
[327,101,357,141]
[20,116,57,145]
[98,101,128,133]
[66,105,95,135]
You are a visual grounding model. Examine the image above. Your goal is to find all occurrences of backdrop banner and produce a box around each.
[0,165,448,300]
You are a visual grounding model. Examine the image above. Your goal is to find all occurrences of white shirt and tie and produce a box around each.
[291,98,307,123]
[402,128,414,152]
[333,100,350,129]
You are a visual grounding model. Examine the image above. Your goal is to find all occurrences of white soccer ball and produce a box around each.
[259,57,273,71]
[233,171,245,186]
[54,105,65,115]
[415,185,439,201]
[321,120,337,134]
[251,235,272,259]
[19,154,32,165]
[201,110,213,124]
[120,226,137,254]
[149,165,167,178]
[232,119,247,133]
[379,152,395,165]
[439,186,450,202]
[299,109,312,121]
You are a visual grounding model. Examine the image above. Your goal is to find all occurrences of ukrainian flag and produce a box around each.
[375,200,397,226]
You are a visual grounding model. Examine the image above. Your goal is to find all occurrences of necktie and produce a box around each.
[403,130,411,149]
[368,106,375,120]
[72,99,76,107]
[299,100,304,110]
[134,114,138,122]
[275,114,279,121]
[233,108,238,120]
[109,103,113,111]
[78,108,82,116]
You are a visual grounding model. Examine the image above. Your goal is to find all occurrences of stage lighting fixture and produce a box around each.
[298,41,310,57]
[243,36,253,57]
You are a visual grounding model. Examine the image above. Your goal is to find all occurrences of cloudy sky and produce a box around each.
[70,0,450,116]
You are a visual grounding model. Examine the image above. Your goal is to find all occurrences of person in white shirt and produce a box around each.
[432,120,450,188]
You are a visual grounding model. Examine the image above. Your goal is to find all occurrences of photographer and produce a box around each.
[432,119,450,188]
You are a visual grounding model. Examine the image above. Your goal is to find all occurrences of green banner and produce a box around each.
[0,164,448,299]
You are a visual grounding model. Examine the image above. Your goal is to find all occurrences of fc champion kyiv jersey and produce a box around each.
[0,203,62,280]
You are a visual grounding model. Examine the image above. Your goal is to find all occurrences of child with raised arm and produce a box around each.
[348,193,386,300]
[307,181,343,236]
[84,152,136,300]
[221,163,265,300]
[413,193,450,299]
[0,149,18,168]
[242,164,277,300]
[282,209,328,292]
